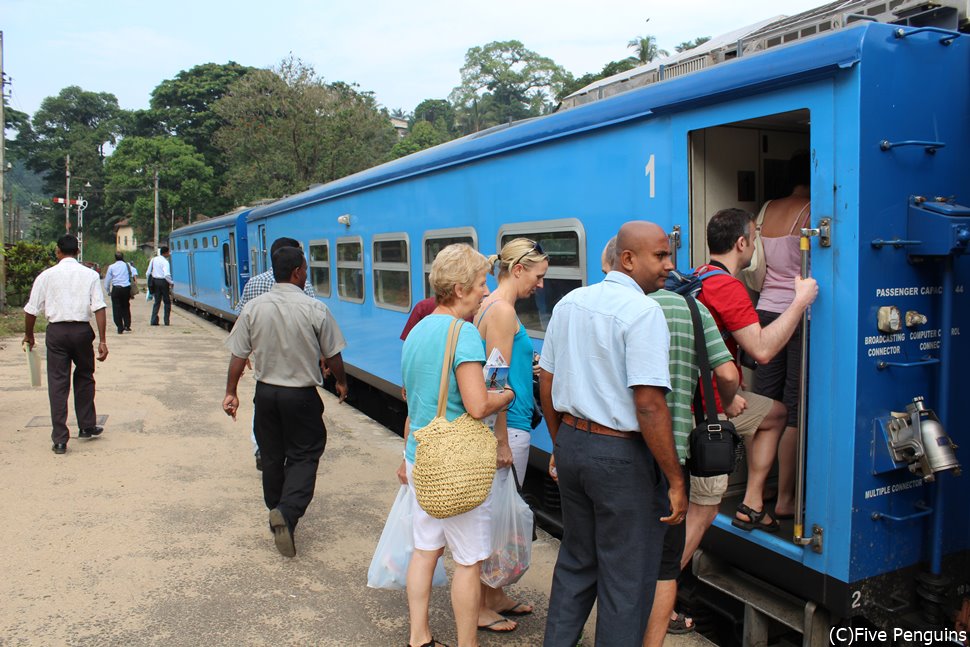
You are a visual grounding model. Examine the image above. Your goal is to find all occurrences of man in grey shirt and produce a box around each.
[223,246,349,557]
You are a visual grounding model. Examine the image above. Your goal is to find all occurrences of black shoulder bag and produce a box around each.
[684,295,743,478]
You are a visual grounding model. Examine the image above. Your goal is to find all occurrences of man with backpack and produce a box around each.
[690,208,817,535]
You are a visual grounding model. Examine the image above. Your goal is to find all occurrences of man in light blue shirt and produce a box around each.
[103,252,137,334]
[539,221,687,647]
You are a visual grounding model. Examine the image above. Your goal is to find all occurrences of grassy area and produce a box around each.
[0,309,47,338]
[82,239,152,276]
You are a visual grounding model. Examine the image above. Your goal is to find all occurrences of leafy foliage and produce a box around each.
[4,241,55,306]
[627,35,669,64]
[103,136,215,242]
[388,121,451,160]
[450,41,567,134]
[213,56,396,205]
[675,37,712,53]
[556,59,640,102]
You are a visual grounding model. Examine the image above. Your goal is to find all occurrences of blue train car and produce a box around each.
[170,208,252,321]
[187,21,967,639]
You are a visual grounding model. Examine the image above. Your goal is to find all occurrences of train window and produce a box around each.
[222,243,231,287]
[202,237,209,249]
[498,218,586,336]
[176,241,180,250]
[373,234,411,312]
[309,240,331,298]
[336,237,364,303]
[422,227,478,298]
[193,238,198,249]
[212,235,218,247]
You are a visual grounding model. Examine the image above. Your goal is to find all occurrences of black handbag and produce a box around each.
[684,295,743,478]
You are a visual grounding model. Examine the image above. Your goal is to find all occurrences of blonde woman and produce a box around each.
[400,243,515,647]
[473,238,549,632]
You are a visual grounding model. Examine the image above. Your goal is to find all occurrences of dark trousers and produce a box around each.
[253,382,327,529]
[543,423,667,647]
[110,285,132,333]
[150,281,171,325]
[45,322,97,444]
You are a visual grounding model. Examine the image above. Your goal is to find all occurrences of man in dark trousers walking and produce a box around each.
[148,246,173,326]
[23,235,109,454]
[222,246,349,557]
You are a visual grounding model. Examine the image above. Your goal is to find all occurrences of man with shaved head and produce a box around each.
[540,221,687,647]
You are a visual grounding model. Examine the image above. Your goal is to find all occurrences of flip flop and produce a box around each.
[667,612,696,635]
[498,602,534,616]
[478,618,517,633]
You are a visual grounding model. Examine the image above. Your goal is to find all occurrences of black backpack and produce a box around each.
[664,267,730,297]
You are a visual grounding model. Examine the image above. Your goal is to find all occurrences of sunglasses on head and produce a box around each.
[511,240,544,269]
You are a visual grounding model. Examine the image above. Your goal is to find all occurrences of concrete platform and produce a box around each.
[0,296,709,646]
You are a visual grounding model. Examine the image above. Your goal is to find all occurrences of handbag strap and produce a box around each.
[684,295,719,425]
[126,263,134,283]
[435,319,463,418]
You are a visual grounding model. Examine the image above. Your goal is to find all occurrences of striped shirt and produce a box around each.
[649,290,732,462]
[238,269,315,309]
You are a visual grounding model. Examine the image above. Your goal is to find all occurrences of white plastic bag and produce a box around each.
[481,467,533,588]
[367,485,447,589]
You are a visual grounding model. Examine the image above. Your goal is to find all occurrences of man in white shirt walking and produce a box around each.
[23,235,110,454]
[103,252,138,334]
[147,246,174,326]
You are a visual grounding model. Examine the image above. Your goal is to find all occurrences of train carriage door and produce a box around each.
[257,225,268,273]
[686,109,811,508]
[188,251,198,297]
[224,235,239,308]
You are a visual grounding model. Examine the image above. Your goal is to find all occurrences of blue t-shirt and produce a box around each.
[402,315,486,462]
[504,320,535,432]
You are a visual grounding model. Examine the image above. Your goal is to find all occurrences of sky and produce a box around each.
[3,0,824,119]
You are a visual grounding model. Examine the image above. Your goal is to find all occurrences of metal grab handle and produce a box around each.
[879,140,946,154]
[893,26,960,45]
[871,503,932,522]
[793,229,816,548]
[876,357,940,370]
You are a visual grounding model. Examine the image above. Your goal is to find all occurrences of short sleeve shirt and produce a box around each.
[696,263,760,411]
[650,290,733,461]
[226,283,346,387]
[24,257,106,322]
[401,315,486,463]
[539,272,671,432]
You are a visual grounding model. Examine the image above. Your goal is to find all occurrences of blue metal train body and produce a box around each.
[171,22,969,635]
[170,208,251,321]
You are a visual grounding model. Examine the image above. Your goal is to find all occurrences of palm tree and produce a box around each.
[627,35,669,64]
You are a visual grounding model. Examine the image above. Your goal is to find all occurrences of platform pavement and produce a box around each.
[0,295,712,646]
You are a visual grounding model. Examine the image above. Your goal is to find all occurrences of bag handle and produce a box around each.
[684,295,719,425]
[125,262,134,284]
[435,319,463,418]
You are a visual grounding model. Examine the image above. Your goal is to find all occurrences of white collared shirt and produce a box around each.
[24,257,107,323]
[539,271,671,432]
[148,255,173,284]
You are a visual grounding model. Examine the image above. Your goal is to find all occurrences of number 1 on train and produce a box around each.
[644,154,656,199]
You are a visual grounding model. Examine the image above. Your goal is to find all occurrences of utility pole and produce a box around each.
[0,30,7,311]
[153,168,159,253]
[65,154,71,233]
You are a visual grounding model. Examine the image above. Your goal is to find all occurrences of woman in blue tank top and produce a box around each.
[473,238,548,630]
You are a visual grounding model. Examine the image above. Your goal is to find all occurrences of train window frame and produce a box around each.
[202,236,209,249]
[193,238,198,249]
[336,236,365,304]
[496,218,587,338]
[308,239,332,298]
[372,233,411,312]
[422,227,478,299]
[211,235,218,248]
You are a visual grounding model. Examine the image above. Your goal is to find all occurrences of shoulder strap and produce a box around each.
[435,319,463,418]
[789,202,811,235]
[474,300,499,326]
[684,296,719,425]
[756,200,771,227]
[126,263,133,282]
[698,268,728,281]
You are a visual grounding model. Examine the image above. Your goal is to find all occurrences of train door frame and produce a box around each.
[188,251,198,297]
[224,234,239,308]
[257,224,268,274]
[669,81,841,581]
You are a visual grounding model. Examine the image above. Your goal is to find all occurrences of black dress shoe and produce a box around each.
[255,450,263,472]
[125,326,132,331]
[52,443,67,454]
[78,426,104,438]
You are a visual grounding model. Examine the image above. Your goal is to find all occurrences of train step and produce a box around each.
[692,549,831,647]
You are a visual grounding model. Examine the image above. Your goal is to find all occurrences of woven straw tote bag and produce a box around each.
[412,319,497,519]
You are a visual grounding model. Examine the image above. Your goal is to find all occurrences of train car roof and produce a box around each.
[171,208,252,237]
[249,23,874,221]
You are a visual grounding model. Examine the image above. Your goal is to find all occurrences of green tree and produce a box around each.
[149,62,256,214]
[411,99,458,136]
[102,136,215,242]
[675,36,711,53]
[16,86,125,239]
[450,40,568,134]
[388,121,450,160]
[213,57,396,205]
[627,35,669,64]
[4,241,54,306]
